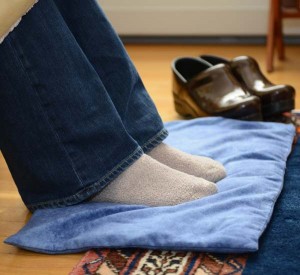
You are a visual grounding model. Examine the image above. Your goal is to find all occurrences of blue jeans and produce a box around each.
[0,0,168,211]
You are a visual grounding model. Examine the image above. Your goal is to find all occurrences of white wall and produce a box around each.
[98,0,300,36]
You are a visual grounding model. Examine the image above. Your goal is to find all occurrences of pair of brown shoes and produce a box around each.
[172,55,295,120]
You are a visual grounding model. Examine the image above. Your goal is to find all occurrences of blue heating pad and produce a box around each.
[5,117,295,254]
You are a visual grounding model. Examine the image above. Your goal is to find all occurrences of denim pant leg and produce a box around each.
[0,0,144,211]
[52,0,168,153]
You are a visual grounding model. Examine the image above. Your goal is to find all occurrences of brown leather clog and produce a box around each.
[200,55,295,118]
[172,57,262,121]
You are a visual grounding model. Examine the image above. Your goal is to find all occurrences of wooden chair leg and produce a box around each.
[267,0,277,72]
[276,0,285,60]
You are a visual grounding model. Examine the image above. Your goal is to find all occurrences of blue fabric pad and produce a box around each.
[243,138,300,274]
[5,118,295,254]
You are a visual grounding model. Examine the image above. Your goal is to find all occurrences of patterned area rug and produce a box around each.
[70,249,248,275]
[71,121,300,275]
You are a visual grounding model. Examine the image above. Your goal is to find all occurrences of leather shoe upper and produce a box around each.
[172,57,261,119]
[200,55,295,106]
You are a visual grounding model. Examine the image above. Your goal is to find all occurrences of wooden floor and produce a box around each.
[1,45,300,274]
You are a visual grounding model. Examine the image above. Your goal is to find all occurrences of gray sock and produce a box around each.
[91,154,217,206]
[147,143,226,182]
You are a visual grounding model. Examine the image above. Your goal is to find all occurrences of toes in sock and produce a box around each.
[147,143,226,182]
[91,154,217,206]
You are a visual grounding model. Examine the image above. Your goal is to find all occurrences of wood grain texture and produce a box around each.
[0,44,299,275]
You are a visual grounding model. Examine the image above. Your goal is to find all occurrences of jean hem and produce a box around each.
[27,146,143,212]
[141,128,169,154]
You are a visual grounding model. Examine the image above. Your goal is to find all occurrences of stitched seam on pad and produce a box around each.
[3,243,257,254]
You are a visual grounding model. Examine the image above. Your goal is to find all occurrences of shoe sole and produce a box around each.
[263,99,295,118]
[174,98,206,118]
[174,93,262,121]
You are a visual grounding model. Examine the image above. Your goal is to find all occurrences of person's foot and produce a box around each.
[147,143,226,182]
[91,154,217,206]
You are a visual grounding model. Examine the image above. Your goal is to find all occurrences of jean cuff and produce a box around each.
[27,146,143,212]
[141,128,169,154]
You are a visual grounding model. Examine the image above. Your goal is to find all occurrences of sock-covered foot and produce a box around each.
[147,143,226,182]
[91,154,217,206]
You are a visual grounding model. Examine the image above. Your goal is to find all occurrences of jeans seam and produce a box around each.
[27,146,143,211]
[123,71,139,120]
[141,128,169,153]
[7,32,84,187]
